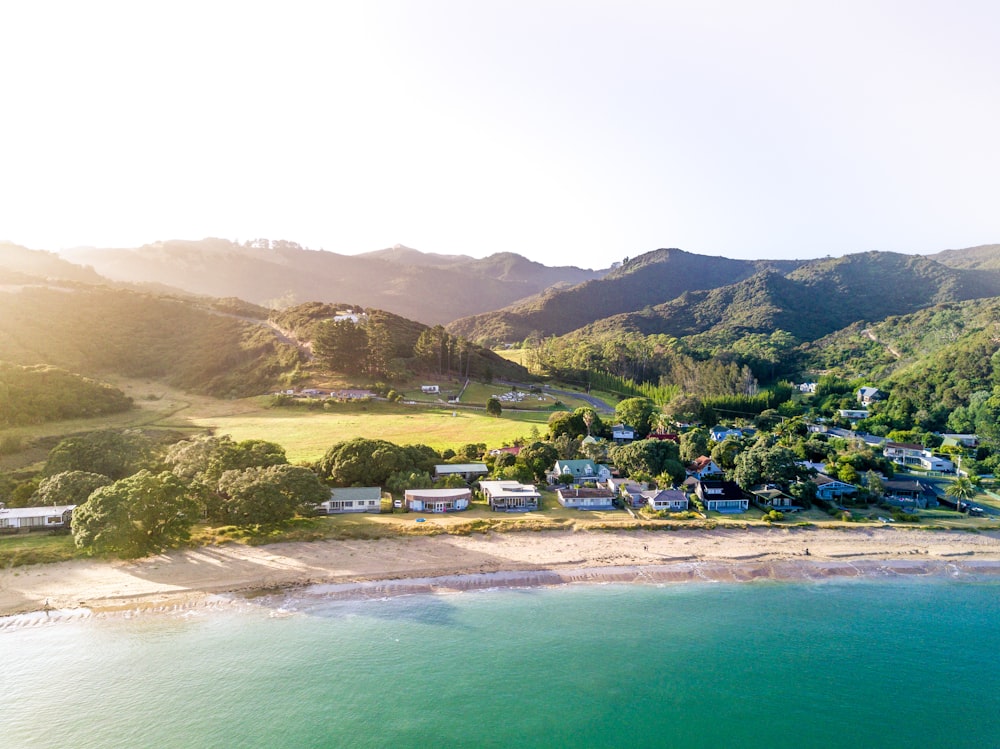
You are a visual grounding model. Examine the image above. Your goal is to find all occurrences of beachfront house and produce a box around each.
[0,504,75,531]
[604,477,648,508]
[479,480,541,512]
[319,487,382,514]
[882,480,937,509]
[641,489,689,512]
[434,463,489,482]
[555,486,616,510]
[750,485,798,511]
[812,474,858,502]
[404,488,471,513]
[694,480,748,513]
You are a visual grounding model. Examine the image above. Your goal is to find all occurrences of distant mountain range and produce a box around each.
[448,246,1000,345]
[53,239,604,324]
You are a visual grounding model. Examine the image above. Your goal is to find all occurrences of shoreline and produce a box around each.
[2,526,999,625]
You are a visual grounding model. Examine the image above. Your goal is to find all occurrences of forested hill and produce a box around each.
[449,248,1000,345]
[446,249,796,344]
[58,239,603,325]
[0,286,301,398]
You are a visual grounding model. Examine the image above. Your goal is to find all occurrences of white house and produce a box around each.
[838,409,870,421]
[319,487,382,514]
[642,489,689,512]
[0,504,75,531]
[686,456,723,480]
[604,477,647,508]
[421,385,440,394]
[555,486,616,509]
[479,481,540,512]
[883,443,954,472]
[856,387,885,405]
[404,488,471,513]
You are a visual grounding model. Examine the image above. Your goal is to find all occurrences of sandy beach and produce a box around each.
[3,526,1000,621]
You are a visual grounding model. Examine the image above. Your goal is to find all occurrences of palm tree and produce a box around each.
[946,476,976,511]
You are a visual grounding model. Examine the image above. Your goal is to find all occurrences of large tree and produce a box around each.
[732,438,802,490]
[32,471,111,507]
[679,428,710,463]
[72,470,199,558]
[317,438,439,487]
[610,439,682,479]
[614,397,657,438]
[44,430,151,480]
[216,464,327,525]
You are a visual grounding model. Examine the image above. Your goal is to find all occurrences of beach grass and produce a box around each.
[0,532,80,567]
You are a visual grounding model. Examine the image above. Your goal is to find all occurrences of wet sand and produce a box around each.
[2,526,999,623]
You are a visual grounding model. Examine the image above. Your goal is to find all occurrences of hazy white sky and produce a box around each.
[2,0,998,269]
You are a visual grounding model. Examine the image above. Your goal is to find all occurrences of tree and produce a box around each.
[615,398,657,438]
[313,319,369,375]
[553,434,582,460]
[486,397,502,417]
[72,471,199,558]
[679,428,710,463]
[216,464,327,525]
[711,438,742,471]
[32,471,111,507]
[386,470,434,496]
[517,441,559,482]
[732,438,801,490]
[946,476,976,509]
[610,439,681,478]
[864,470,885,502]
[663,394,703,425]
[317,438,439,487]
[44,430,151,480]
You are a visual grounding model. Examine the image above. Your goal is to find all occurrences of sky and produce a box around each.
[2,0,999,270]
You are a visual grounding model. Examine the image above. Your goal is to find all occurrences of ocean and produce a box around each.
[3,578,999,748]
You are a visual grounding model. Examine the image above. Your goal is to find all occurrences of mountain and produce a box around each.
[929,244,1000,273]
[0,242,107,285]
[447,248,801,344]
[58,239,604,325]
[450,247,1000,346]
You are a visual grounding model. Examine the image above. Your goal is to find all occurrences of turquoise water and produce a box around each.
[3,580,999,748]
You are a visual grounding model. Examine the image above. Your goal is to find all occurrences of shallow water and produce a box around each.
[3,579,999,748]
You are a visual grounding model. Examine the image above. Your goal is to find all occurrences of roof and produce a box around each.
[696,480,744,500]
[641,489,687,502]
[611,423,635,431]
[435,463,488,474]
[479,480,541,498]
[812,473,854,487]
[404,488,472,499]
[328,487,382,502]
[689,456,716,470]
[0,504,75,519]
[553,459,601,473]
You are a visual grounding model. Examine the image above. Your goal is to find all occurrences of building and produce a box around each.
[611,424,636,444]
[694,480,748,513]
[404,488,471,513]
[750,486,798,510]
[812,474,858,502]
[479,481,540,512]
[555,486,616,509]
[838,409,870,421]
[856,387,885,405]
[882,480,937,509]
[318,487,382,514]
[548,459,612,484]
[434,463,489,481]
[421,385,440,394]
[0,504,75,531]
[686,456,723,480]
[604,477,648,508]
[883,443,954,472]
[641,489,689,512]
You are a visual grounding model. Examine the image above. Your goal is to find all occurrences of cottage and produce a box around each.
[611,423,636,444]
[883,480,937,509]
[838,409,869,421]
[0,504,75,531]
[548,459,612,484]
[604,477,647,508]
[694,480,748,513]
[856,387,885,405]
[750,485,798,510]
[479,480,540,512]
[434,463,489,481]
[404,488,471,513]
[642,489,689,512]
[686,456,723,480]
[812,474,858,501]
[319,487,382,514]
[555,486,616,510]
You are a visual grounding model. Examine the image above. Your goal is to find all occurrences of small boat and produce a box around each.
[415,517,426,523]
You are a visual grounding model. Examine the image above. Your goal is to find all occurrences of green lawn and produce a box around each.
[187,400,550,463]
